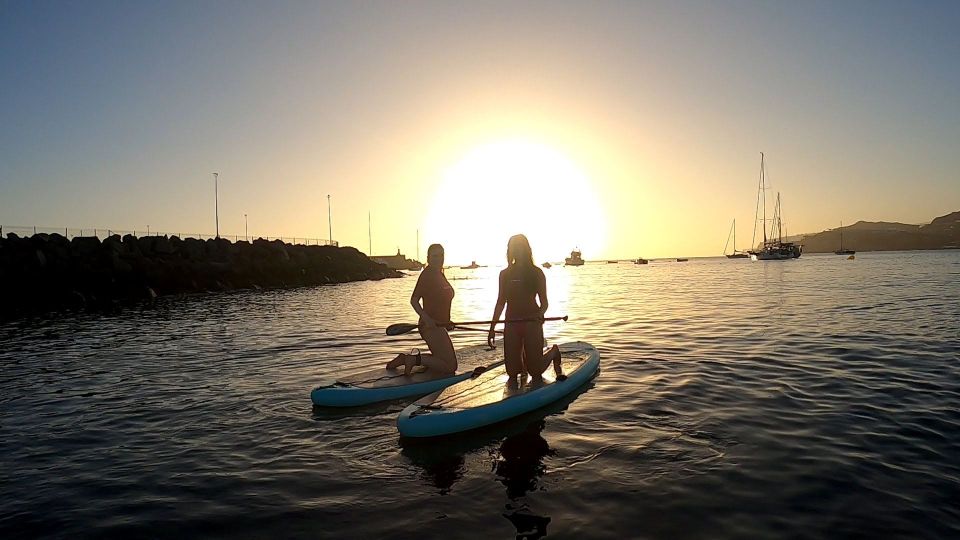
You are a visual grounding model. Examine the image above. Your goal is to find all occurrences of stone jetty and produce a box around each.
[0,233,402,319]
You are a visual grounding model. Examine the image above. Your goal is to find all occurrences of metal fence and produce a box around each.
[0,225,338,247]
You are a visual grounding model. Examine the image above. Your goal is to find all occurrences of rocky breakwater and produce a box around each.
[0,233,402,319]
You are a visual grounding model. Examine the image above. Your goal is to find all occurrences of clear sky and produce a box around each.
[2,1,958,262]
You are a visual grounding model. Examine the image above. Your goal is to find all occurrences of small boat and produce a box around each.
[724,219,750,258]
[565,249,585,266]
[542,262,552,268]
[834,221,855,255]
[676,258,689,262]
[747,153,802,261]
[606,260,618,264]
[634,258,649,265]
[460,260,480,269]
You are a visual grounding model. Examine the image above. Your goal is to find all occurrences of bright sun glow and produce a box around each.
[423,139,607,266]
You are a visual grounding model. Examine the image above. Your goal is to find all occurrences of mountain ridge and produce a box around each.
[785,210,960,253]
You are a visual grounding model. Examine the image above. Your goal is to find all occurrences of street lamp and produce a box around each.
[244,213,248,242]
[213,172,220,239]
[327,194,332,245]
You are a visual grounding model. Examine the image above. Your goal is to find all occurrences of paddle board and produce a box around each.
[397,341,599,437]
[311,344,503,407]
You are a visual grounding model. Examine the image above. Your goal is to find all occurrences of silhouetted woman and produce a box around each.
[487,234,561,382]
[387,243,457,375]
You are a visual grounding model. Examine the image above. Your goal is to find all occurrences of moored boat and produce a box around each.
[724,219,750,258]
[565,249,584,266]
[834,221,855,255]
[747,153,802,261]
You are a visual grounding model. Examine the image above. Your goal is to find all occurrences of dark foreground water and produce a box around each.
[2,251,959,539]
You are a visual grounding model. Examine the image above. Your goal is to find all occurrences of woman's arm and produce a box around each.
[410,272,435,327]
[537,269,549,318]
[487,271,507,347]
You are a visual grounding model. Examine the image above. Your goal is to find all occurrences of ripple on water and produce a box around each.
[2,251,960,538]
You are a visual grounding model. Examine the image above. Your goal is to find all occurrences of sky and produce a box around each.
[2,1,958,262]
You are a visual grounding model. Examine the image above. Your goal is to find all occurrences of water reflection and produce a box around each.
[400,379,596,537]
[496,419,554,539]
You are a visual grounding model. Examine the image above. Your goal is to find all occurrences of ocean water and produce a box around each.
[2,251,959,539]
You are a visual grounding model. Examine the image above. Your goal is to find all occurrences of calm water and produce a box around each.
[2,251,959,539]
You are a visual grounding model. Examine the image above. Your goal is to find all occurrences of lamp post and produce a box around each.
[213,172,220,239]
[327,194,332,245]
[244,213,248,242]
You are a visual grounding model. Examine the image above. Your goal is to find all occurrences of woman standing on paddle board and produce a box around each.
[487,234,561,382]
[386,243,457,375]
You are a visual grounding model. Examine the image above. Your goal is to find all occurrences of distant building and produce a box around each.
[371,249,423,271]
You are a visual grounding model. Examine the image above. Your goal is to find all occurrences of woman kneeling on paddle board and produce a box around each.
[487,234,561,383]
[386,243,458,375]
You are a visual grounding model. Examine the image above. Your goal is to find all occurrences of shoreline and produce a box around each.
[0,233,401,320]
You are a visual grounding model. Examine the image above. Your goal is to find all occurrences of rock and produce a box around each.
[181,238,204,260]
[153,236,174,255]
[71,236,101,257]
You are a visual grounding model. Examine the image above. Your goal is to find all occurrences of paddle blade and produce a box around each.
[386,323,419,336]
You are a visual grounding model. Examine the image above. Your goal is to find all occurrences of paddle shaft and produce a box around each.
[450,315,568,326]
[386,315,566,336]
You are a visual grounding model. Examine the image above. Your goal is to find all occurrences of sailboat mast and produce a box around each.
[774,191,783,242]
[724,220,733,255]
[839,221,843,250]
[761,153,767,245]
[733,219,737,251]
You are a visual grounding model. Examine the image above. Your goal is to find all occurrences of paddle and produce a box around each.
[385,315,568,336]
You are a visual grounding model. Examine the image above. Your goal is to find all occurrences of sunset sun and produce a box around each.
[423,139,607,265]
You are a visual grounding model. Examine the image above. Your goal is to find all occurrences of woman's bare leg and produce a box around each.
[503,324,524,379]
[523,323,550,380]
[413,326,457,374]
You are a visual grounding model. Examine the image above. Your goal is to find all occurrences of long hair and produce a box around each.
[426,243,444,274]
[506,234,536,289]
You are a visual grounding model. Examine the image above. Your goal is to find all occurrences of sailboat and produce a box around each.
[834,221,855,255]
[748,153,802,260]
[724,219,749,258]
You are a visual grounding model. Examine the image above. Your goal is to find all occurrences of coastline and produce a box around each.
[0,233,401,320]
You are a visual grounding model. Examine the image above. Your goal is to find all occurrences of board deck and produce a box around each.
[397,342,600,437]
[311,344,502,407]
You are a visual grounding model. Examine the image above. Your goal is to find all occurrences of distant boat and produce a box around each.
[747,153,802,261]
[834,221,856,255]
[634,258,649,265]
[460,260,480,269]
[542,262,552,268]
[676,258,689,262]
[606,260,618,264]
[724,219,750,258]
[371,249,424,270]
[565,249,584,266]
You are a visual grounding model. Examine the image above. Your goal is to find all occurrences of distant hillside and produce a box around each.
[796,211,960,253]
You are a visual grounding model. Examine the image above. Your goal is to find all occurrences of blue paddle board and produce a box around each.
[397,342,599,437]
[311,344,504,407]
